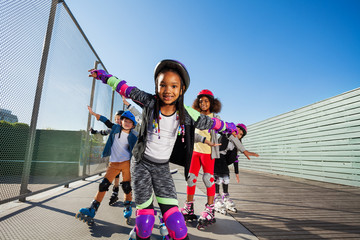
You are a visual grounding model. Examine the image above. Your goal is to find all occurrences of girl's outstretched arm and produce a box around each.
[184,105,239,136]
[88,69,153,106]
[194,133,221,147]
[242,150,259,160]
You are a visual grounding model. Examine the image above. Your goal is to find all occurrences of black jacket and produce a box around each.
[215,134,239,175]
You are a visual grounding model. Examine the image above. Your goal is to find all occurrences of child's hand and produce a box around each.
[225,122,239,136]
[236,174,240,183]
[87,105,95,115]
[87,105,100,120]
[122,96,130,106]
[243,150,259,160]
[88,69,98,78]
[88,69,112,84]
[204,139,221,147]
[89,128,97,134]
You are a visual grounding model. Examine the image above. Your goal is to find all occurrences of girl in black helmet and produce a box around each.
[88,59,239,240]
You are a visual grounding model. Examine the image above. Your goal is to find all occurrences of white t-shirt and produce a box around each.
[144,112,180,163]
[109,131,131,162]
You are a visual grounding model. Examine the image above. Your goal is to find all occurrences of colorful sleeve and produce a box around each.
[107,76,135,98]
[184,105,226,131]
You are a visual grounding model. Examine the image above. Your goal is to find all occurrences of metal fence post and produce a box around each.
[19,0,59,202]
[81,61,99,179]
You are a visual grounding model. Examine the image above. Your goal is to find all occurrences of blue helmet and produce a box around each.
[120,111,137,126]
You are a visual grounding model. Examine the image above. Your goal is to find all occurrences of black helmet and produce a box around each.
[154,59,190,93]
[115,110,125,116]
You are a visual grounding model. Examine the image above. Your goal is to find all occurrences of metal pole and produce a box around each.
[19,0,59,202]
[82,61,99,179]
[110,91,114,121]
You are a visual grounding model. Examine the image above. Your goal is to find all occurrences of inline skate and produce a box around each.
[181,201,197,222]
[196,203,216,230]
[109,186,119,205]
[123,200,132,224]
[75,200,100,225]
[223,193,237,213]
[214,193,227,215]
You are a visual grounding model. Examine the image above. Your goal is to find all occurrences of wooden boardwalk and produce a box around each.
[196,168,360,240]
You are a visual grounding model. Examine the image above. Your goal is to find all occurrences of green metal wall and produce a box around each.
[240,88,360,187]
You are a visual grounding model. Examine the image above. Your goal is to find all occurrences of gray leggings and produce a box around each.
[131,158,178,209]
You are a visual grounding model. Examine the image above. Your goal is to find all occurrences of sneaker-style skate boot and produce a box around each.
[123,200,133,225]
[109,186,119,205]
[181,201,197,222]
[75,200,100,225]
[197,203,216,230]
[214,193,227,215]
[223,193,237,213]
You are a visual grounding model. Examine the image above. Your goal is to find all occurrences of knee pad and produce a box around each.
[120,181,132,194]
[202,173,215,188]
[99,178,111,192]
[163,207,188,240]
[135,209,155,239]
[186,173,197,187]
[223,176,230,185]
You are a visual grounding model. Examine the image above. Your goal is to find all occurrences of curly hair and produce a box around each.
[192,96,222,113]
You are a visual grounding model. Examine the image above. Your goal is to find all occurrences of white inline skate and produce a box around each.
[223,193,237,213]
[214,193,227,215]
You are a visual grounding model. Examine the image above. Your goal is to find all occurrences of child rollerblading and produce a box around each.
[197,203,216,230]
[75,200,100,225]
[214,123,259,214]
[90,59,239,239]
[75,109,137,225]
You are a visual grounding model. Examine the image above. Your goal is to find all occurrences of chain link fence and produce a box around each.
[0,0,121,204]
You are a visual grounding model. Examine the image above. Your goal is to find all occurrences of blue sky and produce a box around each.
[66,0,360,125]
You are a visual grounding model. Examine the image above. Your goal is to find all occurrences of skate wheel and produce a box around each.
[75,212,84,221]
[196,224,204,230]
[86,218,94,226]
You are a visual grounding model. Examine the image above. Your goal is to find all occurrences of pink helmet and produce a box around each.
[236,123,247,137]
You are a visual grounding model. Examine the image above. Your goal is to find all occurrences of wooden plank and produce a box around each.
[194,168,360,240]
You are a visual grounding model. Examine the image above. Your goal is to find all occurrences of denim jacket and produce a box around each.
[99,115,138,158]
